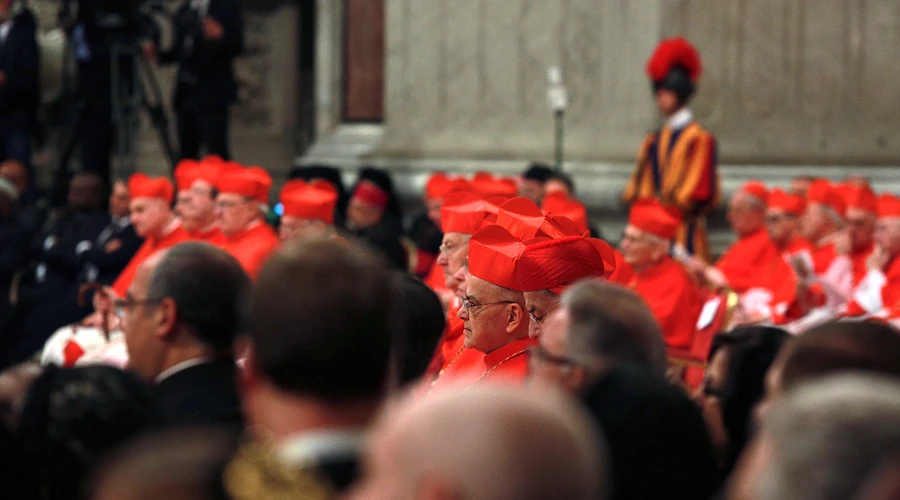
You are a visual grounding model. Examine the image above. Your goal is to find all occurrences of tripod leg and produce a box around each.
[138,56,178,174]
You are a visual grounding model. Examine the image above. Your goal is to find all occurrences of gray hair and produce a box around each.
[757,374,900,500]
[146,243,251,352]
[561,279,668,379]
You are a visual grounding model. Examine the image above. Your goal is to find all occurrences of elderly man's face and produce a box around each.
[727,192,765,237]
[215,193,258,236]
[436,233,470,291]
[529,306,579,393]
[764,208,799,247]
[523,290,561,340]
[129,198,170,238]
[847,208,876,253]
[875,218,900,259]
[279,216,328,242]
[801,203,832,241]
[457,274,517,354]
[620,225,665,268]
[178,180,216,224]
[120,260,164,382]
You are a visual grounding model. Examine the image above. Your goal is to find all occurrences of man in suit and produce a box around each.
[149,0,244,160]
[117,242,249,428]
[239,239,393,493]
[0,0,38,168]
[0,172,110,369]
[79,178,143,287]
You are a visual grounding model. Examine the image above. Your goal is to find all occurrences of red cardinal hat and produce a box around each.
[496,197,582,241]
[628,198,681,241]
[516,236,617,294]
[280,179,339,224]
[768,189,806,216]
[740,181,769,205]
[174,158,223,192]
[441,192,494,235]
[216,166,272,204]
[542,191,589,235]
[468,224,526,290]
[128,173,174,204]
[807,179,847,218]
[840,184,877,214]
[471,172,518,199]
[878,193,900,219]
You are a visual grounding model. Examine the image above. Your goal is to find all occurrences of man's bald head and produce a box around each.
[352,385,607,500]
[0,159,27,195]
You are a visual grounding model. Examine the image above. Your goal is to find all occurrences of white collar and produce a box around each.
[154,357,214,384]
[666,108,693,130]
[277,429,365,467]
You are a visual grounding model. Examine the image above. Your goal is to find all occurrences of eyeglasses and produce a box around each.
[528,345,577,370]
[528,301,562,329]
[764,214,795,225]
[460,295,515,315]
[113,297,162,318]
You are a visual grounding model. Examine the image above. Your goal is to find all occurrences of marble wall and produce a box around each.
[378,0,900,165]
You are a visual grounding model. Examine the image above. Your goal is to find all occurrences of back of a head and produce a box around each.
[389,272,446,386]
[393,384,606,500]
[758,374,900,500]
[251,238,393,400]
[709,326,790,467]
[93,428,239,500]
[780,321,900,392]
[562,279,668,379]
[147,243,251,354]
[15,366,157,500]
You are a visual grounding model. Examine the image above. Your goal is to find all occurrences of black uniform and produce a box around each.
[0,8,39,167]
[161,0,244,160]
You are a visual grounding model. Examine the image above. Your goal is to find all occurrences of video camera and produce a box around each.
[91,0,164,36]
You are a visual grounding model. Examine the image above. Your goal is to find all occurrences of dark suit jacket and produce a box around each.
[161,0,244,111]
[0,216,28,331]
[0,9,38,135]
[79,216,143,285]
[581,363,722,500]
[154,358,244,429]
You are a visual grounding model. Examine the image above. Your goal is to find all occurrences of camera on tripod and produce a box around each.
[92,0,164,38]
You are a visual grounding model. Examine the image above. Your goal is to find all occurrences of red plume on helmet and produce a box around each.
[646,37,703,83]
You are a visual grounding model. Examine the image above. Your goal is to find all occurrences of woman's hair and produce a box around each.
[708,326,789,470]
[14,365,158,500]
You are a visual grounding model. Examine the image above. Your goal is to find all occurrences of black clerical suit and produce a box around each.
[78,215,142,286]
[153,358,244,429]
[160,0,243,161]
[0,8,39,166]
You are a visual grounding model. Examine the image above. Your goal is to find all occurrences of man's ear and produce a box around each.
[155,297,178,340]
[506,303,524,333]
